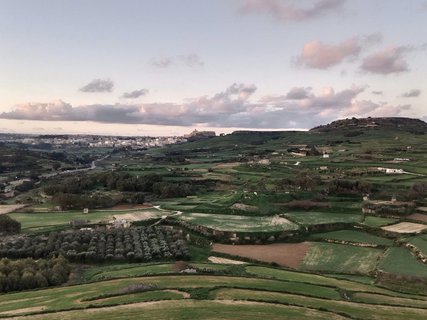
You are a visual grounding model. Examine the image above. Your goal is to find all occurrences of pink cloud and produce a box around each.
[295,34,382,69]
[360,46,410,74]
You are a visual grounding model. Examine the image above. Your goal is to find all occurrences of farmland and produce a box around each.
[1,118,427,317]
[177,212,299,232]
[0,264,426,319]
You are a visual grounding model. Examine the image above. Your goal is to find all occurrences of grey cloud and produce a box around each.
[360,46,410,74]
[150,54,204,68]
[285,87,313,99]
[401,89,421,98]
[0,84,411,129]
[79,78,114,93]
[121,89,149,99]
[150,57,174,68]
[371,91,383,95]
[239,0,345,22]
[178,54,204,67]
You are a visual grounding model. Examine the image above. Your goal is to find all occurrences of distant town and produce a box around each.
[0,129,217,150]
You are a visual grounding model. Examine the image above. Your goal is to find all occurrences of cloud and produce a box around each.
[239,0,345,22]
[150,57,174,68]
[401,89,421,98]
[0,100,75,121]
[371,91,383,95]
[295,34,382,69]
[121,89,149,99]
[79,78,114,93]
[0,84,411,129]
[360,46,410,74]
[150,54,204,68]
[178,54,204,67]
[285,87,313,99]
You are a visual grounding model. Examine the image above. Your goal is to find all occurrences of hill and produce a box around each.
[310,117,427,134]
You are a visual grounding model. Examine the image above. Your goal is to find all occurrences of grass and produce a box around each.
[244,265,420,298]
[309,230,394,246]
[176,212,299,232]
[362,216,399,228]
[284,211,362,226]
[212,288,427,320]
[405,234,427,256]
[81,263,175,282]
[300,243,384,274]
[0,274,344,316]
[378,247,427,277]
[0,300,351,320]
[8,208,165,233]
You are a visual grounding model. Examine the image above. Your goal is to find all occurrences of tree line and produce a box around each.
[43,172,194,209]
[0,256,69,293]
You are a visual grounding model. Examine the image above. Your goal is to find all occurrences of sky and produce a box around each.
[0,0,426,136]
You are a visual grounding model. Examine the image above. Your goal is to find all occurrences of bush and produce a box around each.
[0,215,21,234]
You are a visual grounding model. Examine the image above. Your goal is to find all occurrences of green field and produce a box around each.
[405,234,427,256]
[300,243,384,274]
[176,212,300,232]
[310,230,394,246]
[3,121,427,318]
[378,247,427,278]
[8,208,166,233]
[0,266,426,319]
[362,216,399,228]
[284,211,362,226]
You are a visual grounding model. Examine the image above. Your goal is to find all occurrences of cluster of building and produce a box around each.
[0,134,188,149]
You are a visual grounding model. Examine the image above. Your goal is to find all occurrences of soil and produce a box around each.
[0,205,26,215]
[110,204,150,210]
[212,242,311,269]
[207,256,247,265]
[407,213,427,223]
[382,222,427,234]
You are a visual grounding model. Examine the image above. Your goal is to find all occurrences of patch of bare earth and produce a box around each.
[382,222,427,233]
[0,306,45,316]
[215,162,240,169]
[114,211,161,222]
[163,289,191,298]
[208,256,247,265]
[0,205,26,215]
[407,213,427,223]
[230,203,258,212]
[110,204,150,210]
[212,242,311,269]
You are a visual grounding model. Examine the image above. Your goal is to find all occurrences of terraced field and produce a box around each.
[0,264,427,319]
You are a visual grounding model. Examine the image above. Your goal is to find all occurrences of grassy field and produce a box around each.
[212,288,427,320]
[378,247,427,277]
[8,208,166,233]
[176,212,299,232]
[0,267,426,319]
[362,216,399,228]
[405,234,427,256]
[284,211,362,226]
[309,230,394,246]
[300,243,384,274]
[0,300,351,320]
[81,263,175,282]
